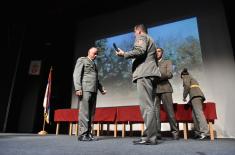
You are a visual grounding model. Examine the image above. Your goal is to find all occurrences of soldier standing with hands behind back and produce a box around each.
[154,48,179,140]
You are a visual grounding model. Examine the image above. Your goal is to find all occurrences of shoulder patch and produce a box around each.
[77,57,87,62]
[136,39,144,46]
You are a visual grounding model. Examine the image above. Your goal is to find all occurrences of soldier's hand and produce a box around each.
[183,98,187,102]
[116,48,125,57]
[76,90,83,96]
[101,89,107,95]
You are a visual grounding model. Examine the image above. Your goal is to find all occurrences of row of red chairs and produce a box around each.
[54,102,217,140]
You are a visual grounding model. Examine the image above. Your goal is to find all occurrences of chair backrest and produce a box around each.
[54,102,217,123]
[54,109,79,122]
[174,104,193,122]
[93,107,117,123]
[116,106,144,123]
[203,102,217,122]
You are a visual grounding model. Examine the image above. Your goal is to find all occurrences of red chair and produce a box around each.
[116,105,144,137]
[175,102,217,140]
[93,107,117,136]
[203,102,217,140]
[54,109,79,135]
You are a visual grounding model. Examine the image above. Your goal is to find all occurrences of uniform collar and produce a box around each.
[87,56,93,62]
[87,57,97,70]
[158,58,163,62]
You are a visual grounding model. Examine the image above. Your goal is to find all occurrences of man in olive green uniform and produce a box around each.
[155,48,179,140]
[116,24,161,145]
[73,47,107,141]
[181,68,209,140]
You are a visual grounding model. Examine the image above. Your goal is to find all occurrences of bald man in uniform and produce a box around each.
[73,47,107,141]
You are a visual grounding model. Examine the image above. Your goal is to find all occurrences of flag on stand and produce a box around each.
[43,67,52,124]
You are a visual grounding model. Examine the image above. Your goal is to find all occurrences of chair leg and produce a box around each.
[97,123,100,137]
[114,122,117,138]
[209,122,215,140]
[130,123,133,136]
[183,123,188,140]
[69,123,72,136]
[177,123,180,130]
[107,124,110,136]
[122,123,125,138]
[101,123,104,135]
[141,123,144,136]
[75,123,78,136]
[91,124,96,135]
[56,123,60,135]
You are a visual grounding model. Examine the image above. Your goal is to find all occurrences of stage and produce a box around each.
[0,133,234,155]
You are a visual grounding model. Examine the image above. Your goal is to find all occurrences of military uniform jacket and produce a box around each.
[73,57,103,93]
[124,34,161,83]
[156,59,173,94]
[182,74,205,102]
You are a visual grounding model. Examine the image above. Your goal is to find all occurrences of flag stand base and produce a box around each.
[38,130,48,135]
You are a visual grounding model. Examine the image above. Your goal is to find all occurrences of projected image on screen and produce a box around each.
[95,17,203,107]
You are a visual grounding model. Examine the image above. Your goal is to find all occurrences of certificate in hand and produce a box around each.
[113,43,119,52]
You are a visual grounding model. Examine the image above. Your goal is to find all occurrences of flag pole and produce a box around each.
[38,114,48,135]
[38,67,52,135]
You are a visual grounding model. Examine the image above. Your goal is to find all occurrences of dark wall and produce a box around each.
[2,19,75,133]
[222,0,235,59]
[74,0,232,59]
[1,24,24,132]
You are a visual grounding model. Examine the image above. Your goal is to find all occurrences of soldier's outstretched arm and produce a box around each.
[124,35,147,59]
[183,77,190,100]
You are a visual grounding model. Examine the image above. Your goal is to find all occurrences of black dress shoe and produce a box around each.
[133,138,142,143]
[78,135,92,141]
[198,134,209,140]
[88,133,98,141]
[172,131,179,140]
[157,136,162,140]
[133,140,158,145]
[192,134,201,139]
